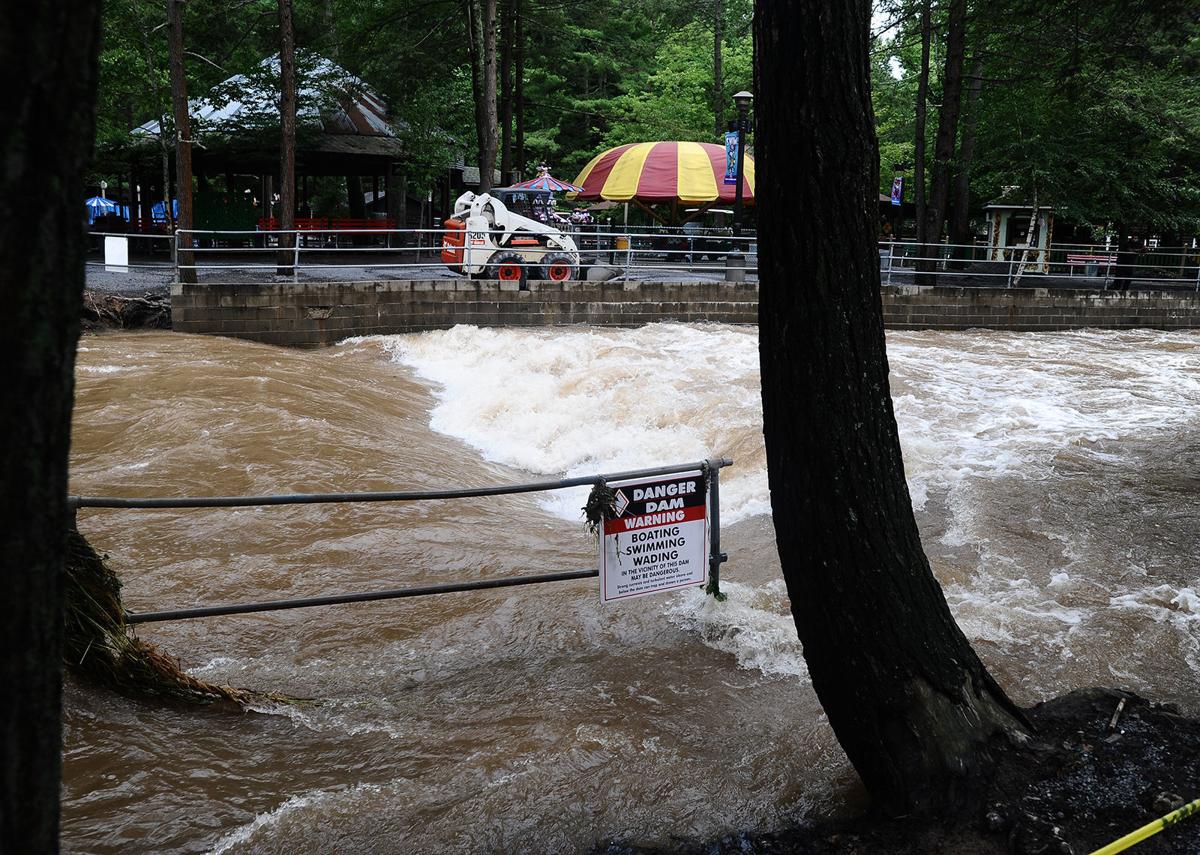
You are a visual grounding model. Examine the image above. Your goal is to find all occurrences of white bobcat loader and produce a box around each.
[441,191,580,284]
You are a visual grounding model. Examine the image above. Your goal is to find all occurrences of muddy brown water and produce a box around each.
[65,327,1200,853]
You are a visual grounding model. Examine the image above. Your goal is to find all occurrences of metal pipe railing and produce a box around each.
[124,568,600,624]
[70,459,731,510]
[74,459,734,623]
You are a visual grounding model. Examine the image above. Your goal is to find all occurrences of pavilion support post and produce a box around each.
[139,174,153,238]
[347,175,366,246]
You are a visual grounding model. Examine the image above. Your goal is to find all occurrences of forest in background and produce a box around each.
[93,0,1200,239]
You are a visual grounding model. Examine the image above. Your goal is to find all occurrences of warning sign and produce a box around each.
[600,470,708,603]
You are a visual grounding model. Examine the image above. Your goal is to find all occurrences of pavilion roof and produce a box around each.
[132,54,399,142]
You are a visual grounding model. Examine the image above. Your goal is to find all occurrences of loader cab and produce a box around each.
[492,187,555,222]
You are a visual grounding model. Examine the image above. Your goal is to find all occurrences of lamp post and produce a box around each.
[732,90,753,237]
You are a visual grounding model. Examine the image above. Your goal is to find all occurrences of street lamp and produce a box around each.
[732,90,753,236]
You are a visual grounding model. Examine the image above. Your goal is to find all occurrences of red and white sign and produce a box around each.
[599,470,708,603]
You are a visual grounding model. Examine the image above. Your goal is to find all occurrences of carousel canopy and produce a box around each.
[510,168,584,194]
[570,141,754,205]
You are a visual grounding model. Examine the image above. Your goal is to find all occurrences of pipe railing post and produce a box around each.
[705,458,728,600]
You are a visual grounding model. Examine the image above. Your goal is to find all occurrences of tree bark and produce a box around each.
[277,0,297,275]
[464,0,498,191]
[713,0,724,139]
[323,0,338,60]
[754,0,1028,816]
[139,23,173,234]
[499,0,514,183]
[514,0,525,176]
[0,1,102,848]
[923,0,968,257]
[914,0,930,249]
[948,57,984,261]
[167,0,196,282]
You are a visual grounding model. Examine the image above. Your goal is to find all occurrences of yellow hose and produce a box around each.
[1089,796,1200,855]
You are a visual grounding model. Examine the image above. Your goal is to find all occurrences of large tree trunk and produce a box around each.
[514,0,525,176]
[754,0,1028,816]
[277,0,297,275]
[913,0,930,250]
[464,0,498,191]
[499,0,514,183]
[923,0,968,260]
[0,1,102,848]
[948,56,984,262]
[167,0,196,283]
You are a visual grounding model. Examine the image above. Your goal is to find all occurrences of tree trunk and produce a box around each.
[923,0,967,260]
[914,0,930,250]
[713,0,724,139]
[948,57,984,262]
[167,0,195,282]
[499,0,513,182]
[0,1,102,848]
[139,23,173,234]
[277,0,297,275]
[514,0,524,176]
[754,0,1028,816]
[464,0,498,192]
[323,0,338,60]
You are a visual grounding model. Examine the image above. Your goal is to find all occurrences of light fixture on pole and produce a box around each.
[732,90,753,236]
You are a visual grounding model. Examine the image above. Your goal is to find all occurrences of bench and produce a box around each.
[1065,254,1116,276]
[257,217,400,248]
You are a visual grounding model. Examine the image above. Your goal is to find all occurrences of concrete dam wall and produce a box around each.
[171,280,1200,347]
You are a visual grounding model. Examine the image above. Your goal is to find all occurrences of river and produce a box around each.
[64,325,1200,853]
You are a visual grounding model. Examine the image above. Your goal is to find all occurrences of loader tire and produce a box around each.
[541,253,577,283]
[488,251,527,289]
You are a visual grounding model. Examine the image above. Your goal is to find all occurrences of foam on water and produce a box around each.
[664,580,807,678]
[367,326,1200,526]
[209,782,389,854]
[368,324,768,524]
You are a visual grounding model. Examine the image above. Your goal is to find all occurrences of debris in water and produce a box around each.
[64,526,292,710]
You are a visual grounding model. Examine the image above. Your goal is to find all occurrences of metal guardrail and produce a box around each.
[71,458,733,624]
[167,226,758,282]
[879,240,1200,290]
[92,226,1199,290]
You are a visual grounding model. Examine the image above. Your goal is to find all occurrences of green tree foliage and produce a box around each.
[92,0,1200,232]
[601,12,752,150]
[872,0,1200,236]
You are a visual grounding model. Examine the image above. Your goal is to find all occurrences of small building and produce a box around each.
[985,200,1055,273]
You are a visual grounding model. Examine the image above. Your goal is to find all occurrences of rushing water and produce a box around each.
[64,326,1200,854]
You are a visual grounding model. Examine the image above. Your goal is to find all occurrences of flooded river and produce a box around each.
[64,325,1200,853]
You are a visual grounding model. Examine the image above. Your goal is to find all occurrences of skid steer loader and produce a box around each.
[441,191,580,284]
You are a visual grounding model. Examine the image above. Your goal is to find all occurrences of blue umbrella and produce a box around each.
[151,199,179,223]
[85,196,118,224]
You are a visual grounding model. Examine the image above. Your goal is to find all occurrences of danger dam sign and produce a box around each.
[600,470,708,603]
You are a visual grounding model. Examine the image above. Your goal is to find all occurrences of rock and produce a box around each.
[1152,791,1185,814]
[586,265,620,282]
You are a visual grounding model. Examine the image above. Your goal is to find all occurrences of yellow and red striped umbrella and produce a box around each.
[570,141,754,205]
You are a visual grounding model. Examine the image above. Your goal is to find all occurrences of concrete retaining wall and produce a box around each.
[883,284,1200,331]
[171,280,1200,347]
[172,279,758,347]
